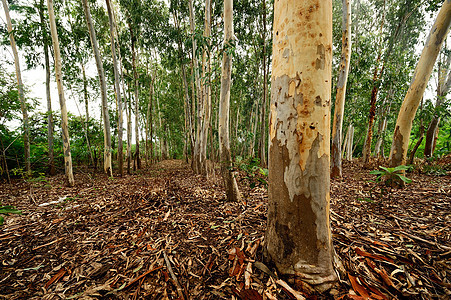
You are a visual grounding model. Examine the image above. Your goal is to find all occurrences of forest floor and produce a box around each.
[0,157,450,300]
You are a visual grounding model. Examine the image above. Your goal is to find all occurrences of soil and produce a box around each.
[0,158,450,299]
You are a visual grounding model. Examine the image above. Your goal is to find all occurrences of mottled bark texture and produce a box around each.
[331,0,351,178]
[83,0,113,177]
[390,0,451,167]
[266,0,337,292]
[47,0,74,186]
[219,0,241,202]
[2,0,31,176]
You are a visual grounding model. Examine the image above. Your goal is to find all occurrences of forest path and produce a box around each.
[0,158,450,299]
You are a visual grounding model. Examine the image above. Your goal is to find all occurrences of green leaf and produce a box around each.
[0,216,4,225]
[0,207,22,215]
[397,175,412,183]
[379,166,395,173]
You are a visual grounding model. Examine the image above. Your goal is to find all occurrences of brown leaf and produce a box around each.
[45,268,67,289]
[348,274,370,299]
[354,247,394,263]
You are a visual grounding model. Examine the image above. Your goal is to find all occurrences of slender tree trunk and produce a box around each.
[82,0,113,177]
[173,11,194,156]
[390,0,451,167]
[219,0,241,202]
[2,0,30,176]
[189,0,203,173]
[38,0,55,175]
[266,0,337,291]
[47,0,74,186]
[126,88,132,174]
[81,64,95,166]
[424,53,451,157]
[362,2,386,164]
[331,0,352,178]
[258,0,268,168]
[106,0,123,175]
[128,26,141,170]
[199,0,212,176]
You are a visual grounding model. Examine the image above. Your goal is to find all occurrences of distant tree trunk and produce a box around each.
[331,0,352,178]
[258,0,268,167]
[373,91,393,157]
[2,0,31,176]
[129,27,141,170]
[38,0,55,176]
[424,52,451,157]
[266,0,337,292]
[106,0,123,175]
[126,89,132,174]
[81,63,95,167]
[47,0,74,186]
[362,2,386,164]
[219,0,241,202]
[172,11,194,157]
[342,123,354,161]
[199,0,212,175]
[390,0,451,167]
[82,0,113,177]
[189,0,203,173]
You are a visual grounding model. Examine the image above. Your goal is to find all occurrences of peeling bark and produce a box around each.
[266,0,337,291]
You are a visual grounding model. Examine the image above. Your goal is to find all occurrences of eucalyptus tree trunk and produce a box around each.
[82,0,113,177]
[38,0,55,175]
[106,0,123,175]
[219,0,241,202]
[424,52,451,157]
[266,0,337,291]
[331,0,351,178]
[81,63,95,167]
[126,90,132,173]
[47,0,74,186]
[173,11,194,156]
[130,28,141,170]
[199,0,212,175]
[146,77,154,163]
[189,0,203,173]
[2,0,31,176]
[258,0,268,168]
[390,0,451,167]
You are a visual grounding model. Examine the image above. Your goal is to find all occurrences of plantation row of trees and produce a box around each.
[0,0,450,182]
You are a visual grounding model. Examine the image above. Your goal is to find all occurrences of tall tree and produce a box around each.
[331,0,351,178]
[266,0,337,291]
[219,0,241,202]
[191,0,212,176]
[37,0,55,175]
[1,0,31,176]
[106,0,124,175]
[47,0,75,186]
[82,0,113,177]
[258,0,268,167]
[390,0,451,167]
